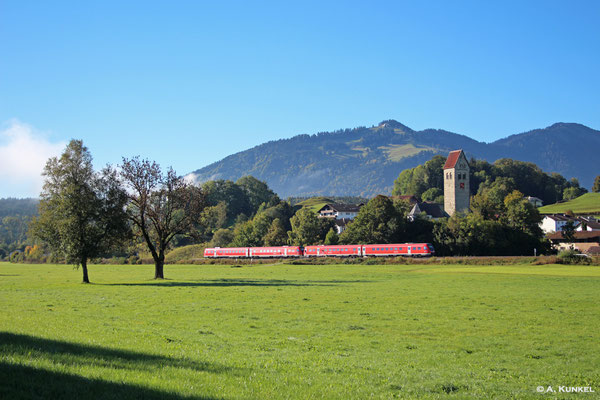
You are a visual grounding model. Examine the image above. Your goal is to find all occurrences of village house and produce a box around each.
[526,196,543,207]
[540,214,575,233]
[575,217,600,231]
[547,231,600,253]
[540,214,600,234]
[318,203,364,235]
[407,201,448,221]
[318,203,363,220]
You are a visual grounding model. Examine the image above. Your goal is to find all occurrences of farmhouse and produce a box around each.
[540,214,575,234]
[540,214,600,234]
[526,196,544,207]
[407,201,447,221]
[318,203,363,220]
[547,231,600,252]
[317,203,364,234]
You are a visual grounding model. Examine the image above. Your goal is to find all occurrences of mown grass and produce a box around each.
[1,262,599,399]
[538,192,600,215]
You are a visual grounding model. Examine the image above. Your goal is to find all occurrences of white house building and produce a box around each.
[540,214,600,234]
[318,203,363,220]
[526,196,543,207]
[540,214,576,234]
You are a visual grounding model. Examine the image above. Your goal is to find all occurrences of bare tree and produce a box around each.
[120,157,205,279]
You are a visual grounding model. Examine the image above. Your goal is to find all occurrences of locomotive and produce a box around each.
[203,243,434,258]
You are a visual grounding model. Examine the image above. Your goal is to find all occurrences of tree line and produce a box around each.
[6,140,599,283]
[393,155,589,205]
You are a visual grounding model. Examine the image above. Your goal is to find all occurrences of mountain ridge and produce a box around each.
[189,120,599,197]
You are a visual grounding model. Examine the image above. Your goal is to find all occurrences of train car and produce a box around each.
[362,243,434,257]
[203,247,249,258]
[303,245,363,257]
[249,246,302,258]
[203,243,435,259]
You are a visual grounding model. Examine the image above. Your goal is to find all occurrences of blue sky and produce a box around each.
[1,1,599,198]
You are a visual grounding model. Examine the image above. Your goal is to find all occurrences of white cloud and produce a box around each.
[0,120,66,198]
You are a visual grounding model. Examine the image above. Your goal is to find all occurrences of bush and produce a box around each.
[557,249,592,265]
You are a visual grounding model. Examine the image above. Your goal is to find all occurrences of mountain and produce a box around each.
[188,121,600,197]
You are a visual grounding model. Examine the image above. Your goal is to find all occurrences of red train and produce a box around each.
[204,243,434,258]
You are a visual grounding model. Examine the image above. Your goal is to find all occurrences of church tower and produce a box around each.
[443,150,470,216]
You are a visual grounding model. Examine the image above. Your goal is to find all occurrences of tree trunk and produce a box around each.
[154,255,165,279]
[81,258,90,283]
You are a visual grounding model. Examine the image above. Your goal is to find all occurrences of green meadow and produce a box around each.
[1,262,599,399]
[538,193,600,215]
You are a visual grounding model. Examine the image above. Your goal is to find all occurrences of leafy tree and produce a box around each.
[563,186,585,200]
[392,155,446,199]
[340,195,403,244]
[236,176,278,214]
[471,177,516,219]
[421,188,443,202]
[263,218,288,246]
[561,220,576,245]
[324,228,339,245]
[202,180,251,225]
[210,228,234,247]
[503,190,543,236]
[259,201,296,232]
[120,157,205,279]
[287,207,322,246]
[199,201,228,240]
[433,213,508,256]
[593,175,600,193]
[230,220,255,247]
[29,140,130,283]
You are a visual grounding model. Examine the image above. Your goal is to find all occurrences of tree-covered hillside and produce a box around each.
[0,198,39,258]
[188,120,600,197]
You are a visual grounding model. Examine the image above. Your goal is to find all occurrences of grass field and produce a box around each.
[1,262,599,399]
[297,196,333,213]
[538,193,600,215]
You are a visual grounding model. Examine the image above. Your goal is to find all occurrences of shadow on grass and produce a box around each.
[0,361,219,400]
[102,278,374,288]
[0,332,233,374]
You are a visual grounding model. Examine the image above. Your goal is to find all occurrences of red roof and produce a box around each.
[444,150,464,169]
[547,231,600,240]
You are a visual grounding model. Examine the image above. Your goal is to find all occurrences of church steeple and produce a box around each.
[443,150,470,216]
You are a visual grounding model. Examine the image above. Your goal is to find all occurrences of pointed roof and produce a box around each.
[444,150,467,169]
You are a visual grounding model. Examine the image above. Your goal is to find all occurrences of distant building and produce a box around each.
[333,218,351,234]
[443,150,470,216]
[540,215,600,234]
[318,203,363,220]
[526,196,543,207]
[407,202,448,221]
[547,231,600,252]
[540,214,575,234]
[575,217,600,232]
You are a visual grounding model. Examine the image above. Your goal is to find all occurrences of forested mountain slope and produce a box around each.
[188,121,600,197]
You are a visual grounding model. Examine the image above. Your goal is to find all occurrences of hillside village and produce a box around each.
[312,150,600,256]
[1,148,599,262]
